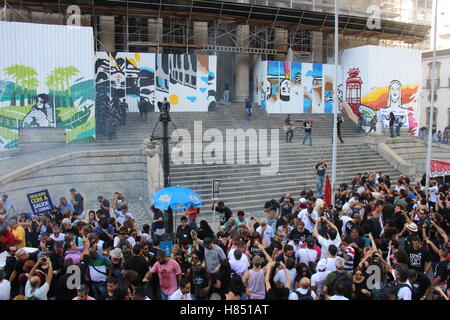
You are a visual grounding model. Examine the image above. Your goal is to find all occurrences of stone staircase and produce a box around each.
[385,137,450,178]
[96,104,401,216]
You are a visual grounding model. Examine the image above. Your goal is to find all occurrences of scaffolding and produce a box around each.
[1,0,431,61]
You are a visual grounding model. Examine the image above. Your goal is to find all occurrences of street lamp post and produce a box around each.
[152,98,174,235]
[331,0,339,207]
[425,0,438,199]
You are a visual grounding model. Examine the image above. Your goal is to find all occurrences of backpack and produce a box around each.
[328,271,353,297]
[382,280,412,300]
[294,289,314,300]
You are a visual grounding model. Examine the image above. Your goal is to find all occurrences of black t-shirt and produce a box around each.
[288,229,311,243]
[406,247,430,272]
[382,202,395,222]
[267,287,290,300]
[279,197,295,217]
[153,209,164,229]
[73,193,84,214]
[434,260,450,283]
[124,255,150,282]
[315,162,327,176]
[190,268,209,294]
[99,199,111,218]
[248,245,263,258]
[176,225,193,244]
[344,220,359,235]
[303,121,312,133]
[216,206,232,225]
[412,272,431,300]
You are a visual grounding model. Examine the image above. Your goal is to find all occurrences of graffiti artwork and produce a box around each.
[254,60,336,114]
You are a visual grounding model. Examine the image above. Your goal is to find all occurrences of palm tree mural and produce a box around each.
[61,66,80,107]
[23,77,39,105]
[3,64,38,106]
[48,66,80,108]
[3,64,25,106]
[46,74,57,106]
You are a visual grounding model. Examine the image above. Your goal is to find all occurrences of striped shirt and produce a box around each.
[338,246,355,272]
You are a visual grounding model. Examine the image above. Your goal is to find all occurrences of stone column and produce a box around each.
[193,21,208,46]
[98,16,115,52]
[148,18,163,52]
[233,25,250,102]
[311,31,323,63]
[274,28,288,60]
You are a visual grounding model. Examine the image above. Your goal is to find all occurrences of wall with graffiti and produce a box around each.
[0,22,95,151]
[94,52,217,115]
[341,45,421,135]
[253,60,338,114]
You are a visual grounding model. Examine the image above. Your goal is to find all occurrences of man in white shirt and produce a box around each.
[169,279,192,300]
[311,259,330,296]
[274,258,297,292]
[325,245,338,272]
[296,237,318,265]
[0,270,10,300]
[339,209,353,235]
[428,180,439,210]
[229,249,250,278]
[313,217,341,259]
[396,266,412,300]
[256,219,274,247]
[25,257,53,300]
[289,277,317,300]
[297,206,318,233]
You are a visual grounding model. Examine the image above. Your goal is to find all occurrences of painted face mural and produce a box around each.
[387,80,401,109]
[263,79,271,100]
[22,93,54,128]
[280,79,290,102]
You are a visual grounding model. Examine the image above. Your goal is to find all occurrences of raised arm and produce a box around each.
[265,261,274,291]
[257,241,273,264]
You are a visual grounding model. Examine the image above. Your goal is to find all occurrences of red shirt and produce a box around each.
[187,208,199,220]
[0,231,15,251]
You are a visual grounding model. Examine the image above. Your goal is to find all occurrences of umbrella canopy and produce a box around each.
[151,186,203,210]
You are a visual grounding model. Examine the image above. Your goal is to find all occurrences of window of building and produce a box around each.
[418,0,433,9]
[426,107,438,125]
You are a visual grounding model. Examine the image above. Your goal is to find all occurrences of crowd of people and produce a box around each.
[95,93,129,140]
[0,172,449,301]
[419,124,450,144]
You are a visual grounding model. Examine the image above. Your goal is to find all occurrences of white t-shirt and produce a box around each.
[397,281,412,300]
[0,280,11,300]
[297,209,319,233]
[340,216,352,235]
[311,270,330,295]
[330,295,349,300]
[25,282,49,300]
[256,225,274,247]
[113,236,136,249]
[169,288,192,300]
[317,234,341,259]
[288,287,317,300]
[50,233,65,242]
[428,186,439,203]
[274,268,297,292]
[230,255,250,278]
[325,257,337,272]
[296,248,318,265]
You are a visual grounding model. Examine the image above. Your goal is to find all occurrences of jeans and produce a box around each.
[358,121,363,132]
[246,108,252,121]
[90,281,107,300]
[303,131,312,146]
[189,218,197,230]
[267,217,277,232]
[389,126,394,138]
[161,291,171,300]
[286,129,294,142]
[368,125,376,133]
[316,175,325,195]
[396,126,401,137]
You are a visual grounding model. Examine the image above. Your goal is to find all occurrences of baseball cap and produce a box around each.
[317,259,327,272]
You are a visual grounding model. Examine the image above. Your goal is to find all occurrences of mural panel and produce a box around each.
[0,21,95,151]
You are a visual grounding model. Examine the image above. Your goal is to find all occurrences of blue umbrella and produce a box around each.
[151,186,203,210]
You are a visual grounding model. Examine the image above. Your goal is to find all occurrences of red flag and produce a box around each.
[324,175,332,208]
